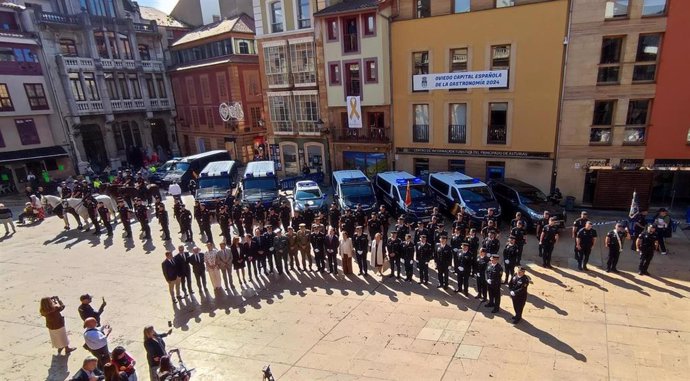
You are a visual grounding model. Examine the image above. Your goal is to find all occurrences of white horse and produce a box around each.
[42,194,118,230]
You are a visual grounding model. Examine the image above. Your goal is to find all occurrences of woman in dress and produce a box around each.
[370,232,386,276]
[339,231,353,275]
[204,242,223,291]
[39,296,75,355]
[143,325,172,381]
[231,236,246,285]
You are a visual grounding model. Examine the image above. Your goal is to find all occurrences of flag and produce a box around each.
[405,180,412,207]
[629,191,639,218]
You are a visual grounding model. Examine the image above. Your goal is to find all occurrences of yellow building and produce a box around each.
[391,0,568,192]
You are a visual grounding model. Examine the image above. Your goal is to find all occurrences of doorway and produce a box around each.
[80,124,107,170]
[486,161,505,181]
[150,119,170,158]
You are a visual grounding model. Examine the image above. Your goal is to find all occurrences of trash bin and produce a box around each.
[565,196,575,212]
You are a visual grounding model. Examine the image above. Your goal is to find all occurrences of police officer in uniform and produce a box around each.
[340,209,356,238]
[401,233,415,282]
[273,228,289,275]
[394,217,409,241]
[156,203,171,241]
[482,230,500,256]
[481,219,499,239]
[452,213,468,240]
[135,198,151,240]
[367,213,381,238]
[510,220,526,265]
[572,211,589,261]
[241,206,254,237]
[474,248,490,301]
[636,225,659,276]
[231,200,244,237]
[279,201,291,231]
[286,226,299,271]
[243,233,258,281]
[450,227,464,286]
[173,199,185,231]
[261,225,275,274]
[97,201,113,236]
[455,242,474,296]
[535,211,550,258]
[217,205,231,242]
[84,195,100,234]
[117,198,132,238]
[575,221,597,271]
[198,204,213,244]
[508,267,531,323]
[605,223,629,273]
[485,254,503,313]
[503,236,519,283]
[414,222,429,245]
[386,231,402,279]
[467,228,480,256]
[354,204,367,228]
[435,234,453,289]
[328,203,341,233]
[254,201,265,228]
[310,224,326,273]
[353,226,369,276]
[416,235,432,285]
[179,205,193,243]
[539,217,559,268]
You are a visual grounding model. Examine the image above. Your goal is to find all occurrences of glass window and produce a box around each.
[289,42,315,85]
[642,0,666,16]
[413,104,429,143]
[363,14,375,36]
[119,33,132,59]
[129,74,141,99]
[156,75,167,98]
[294,93,319,133]
[626,99,651,125]
[496,0,515,8]
[598,36,623,84]
[69,73,86,101]
[15,118,40,145]
[592,100,615,125]
[590,128,612,144]
[83,73,99,100]
[270,1,283,33]
[105,74,118,100]
[24,83,49,110]
[342,17,358,53]
[282,144,298,174]
[297,0,311,29]
[416,0,430,18]
[0,128,4,147]
[491,45,510,89]
[450,48,468,72]
[448,103,467,144]
[59,39,78,56]
[268,95,292,133]
[364,59,377,83]
[633,34,661,82]
[263,45,288,86]
[138,44,150,60]
[238,41,250,54]
[454,0,470,13]
[345,62,360,97]
[413,51,429,92]
[145,74,156,98]
[449,159,466,173]
[118,73,129,99]
[327,19,338,41]
[605,0,628,19]
[0,83,14,111]
[488,102,507,144]
[329,63,341,85]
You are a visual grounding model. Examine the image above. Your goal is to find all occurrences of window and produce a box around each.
[345,62,361,97]
[59,39,78,56]
[129,74,141,99]
[83,73,99,100]
[289,42,316,85]
[270,1,283,33]
[368,112,384,129]
[238,41,250,54]
[0,11,19,31]
[156,75,166,98]
[363,14,375,36]
[69,73,86,101]
[119,33,132,59]
[413,51,429,92]
[294,93,319,133]
[138,44,150,60]
[145,74,156,98]
[0,47,13,61]
[496,0,514,7]
[200,76,210,103]
[297,0,311,29]
[0,84,14,111]
[118,73,129,99]
[23,83,48,110]
[15,118,40,145]
[413,104,429,143]
[624,99,650,145]
[592,100,615,126]
[329,63,341,86]
[633,34,661,82]
[105,74,118,100]
[450,48,468,72]
[81,0,117,17]
[605,0,628,19]
[327,18,338,41]
[185,77,196,103]
[642,0,666,16]
[488,102,507,144]
[449,159,466,173]
[448,103,467,144]
[491,45,510,89]
[263,45,288,86]
[597,37,623,84]
[250,106,262,129]
[364,59,377,83]
[416,0,430,18]
[0,128,4,147]
[207,108,215,129]
[216,72,227,98]
[454,0,470,13]
[268,95,292,133]
[343,17,358,53]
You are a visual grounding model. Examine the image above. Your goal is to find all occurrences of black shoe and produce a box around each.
[388,275,395,279]
[163,236,171,241]
[417,281,424,284]
[638,272,644,275]
[485,303,495,308]
[474,295,481,299]
[436,285,444,288]
[643,271,650,276]
[491,308,499,313]
[606,269,611,273]
[612,269,620,273]
[454,289,460,293]
[464,292,469,297]
[513,318,521,324]
[583,266,589,271]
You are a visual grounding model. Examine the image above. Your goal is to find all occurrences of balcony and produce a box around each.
[149,99,171,110]
[88,15,129,27]
[333,127,390,143]
[267,72,290,88]
[448,124,467,144]
[76,100,104,114]
[100,58,136,70]
[412,124,429,143]
[133,22,158,34]
[487,125,507,145]
[272,121,294,135]
[141,60,164,72]
[110,99,146,112]
[297,122,321,136]
[59,56,95,71]
[292,71,316,86]
[36,11,80,26]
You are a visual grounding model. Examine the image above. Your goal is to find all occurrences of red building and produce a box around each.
[169,14,266,162]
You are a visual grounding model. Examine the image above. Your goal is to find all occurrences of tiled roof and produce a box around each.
[139,6,189,28]
[171,14,255,47]
[314,0,381,17]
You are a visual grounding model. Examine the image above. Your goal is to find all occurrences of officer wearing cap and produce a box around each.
[636,224,659,276]
[510,220,526,265]
[395,216,409,240]
[416,234,432,285]
[198,203,213,245]
[401,233,415,282]
[340,208,356,238]
[241,206,254,237]
[273,228,289,275]
[263,225,276,274]
[329,203,341,233]
[474,248,490,301]
[286,226,299,271]
[279,200,291,231]
[455,242,474,296]
[575,220,597,271]
[536,211,551,258]
[353,225,369,276]
[485,254,503,313]
[297,223,312,271]
[508,266,531,323]
[179,204,193,243]
[482,230,500,256]
[605,223,629,273]
[387,231,402,279]
[134,197,151,240]
[539,217,559,268]
[503,235,519,283]
[435,234,453,289]
[572,211,589,261]
[310,223,326,272]
[117,198,132,238]
[466,228,480,256]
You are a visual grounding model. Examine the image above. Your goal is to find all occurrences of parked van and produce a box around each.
[332,170,377,214]
[194,161,239,208]
[373,171,435,222]
[239,161,280,208]
[427,172,501,224]
[162,150,231,190]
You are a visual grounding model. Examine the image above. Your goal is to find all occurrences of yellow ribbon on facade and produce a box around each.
[349,97,360,120]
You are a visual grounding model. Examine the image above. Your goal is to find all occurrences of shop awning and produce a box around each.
[0,146,69,164]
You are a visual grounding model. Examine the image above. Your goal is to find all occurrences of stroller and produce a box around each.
[160,349,194,381]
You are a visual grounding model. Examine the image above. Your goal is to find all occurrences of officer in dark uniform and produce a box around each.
[179,205,193,243]
[433,223,447,246]
[393,217,406,238]
[279,201,291,230]
[97,201,113,236]
[117,199,132,238]
[352,204,366,227]
[367,213,381,238]
[474,248,490,301]
[416,235,432,285]
[481,219,499,239]
[241,206,253,237]
[535,211,550,258]
[508,266,531,323]
[267,208,281,229]
[353,226,369,275]
[401,233,415,282]
[575,220,597,271]
[510,220,526,265]
[231,200,244,237]
[431,206,444,226]
[340,209,356,238]
[303,208,315,230]
[450,227,464,287]
[386,231,402,279]
[481,208,499,232]
[254,201,266,228]
[378,205,390,238]
[572,211,589,261]
[135,198,151,240]
[455,242,474,296]
[328,203,341,232]
[217,205,231,241]
[310,224,326,273]
[414,222,429,245]
[629,210,648,251]
[452,213,468,240]
[636,225,658,276]
[156,203,171,241]
[173,199,184,229]
[263,225,276,274]
[485,254,504,313]
[503,236,519,283]
[244,233,259,280]
[435,234,453,289]
[273,228,290,275]
[539,217,559,268]
[482,230,500,256]
[84,195,100,234]
[198,204,213,244]
[510,212,526,229]
[467,228,480,256]
[605,223,629,273]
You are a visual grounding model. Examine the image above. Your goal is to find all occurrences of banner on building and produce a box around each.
[412,70,508,91]
[346,96,363,128]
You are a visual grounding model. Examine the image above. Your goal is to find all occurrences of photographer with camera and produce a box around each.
[39,296,76,355]
[83,317,112,369]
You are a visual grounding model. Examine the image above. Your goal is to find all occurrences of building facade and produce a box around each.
[31,0,179,173]
[314,0,393,178]
[555,0,668,208]
[168,15,266,162]
[391,0,568,192]
[0,2,73,191]
[253,0,330,177]
[171,0,254,28]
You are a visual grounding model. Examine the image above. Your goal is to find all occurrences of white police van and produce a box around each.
[239,161,280,208]
[373,171,435,222]
[427,171,501,224]
[332,170,377,214]
[291,180,328,214]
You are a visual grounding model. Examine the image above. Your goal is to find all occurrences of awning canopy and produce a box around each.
[0,146,69,164]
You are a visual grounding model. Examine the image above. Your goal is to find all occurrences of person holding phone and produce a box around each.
[143,325,173,381]
[40,296,76,355]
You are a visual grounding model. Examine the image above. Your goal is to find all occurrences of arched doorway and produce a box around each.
[150,119,170,159]
[80,124,107,170]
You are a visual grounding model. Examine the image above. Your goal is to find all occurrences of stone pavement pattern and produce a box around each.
[0,196,689,381]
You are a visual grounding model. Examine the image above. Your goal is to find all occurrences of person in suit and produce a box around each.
[217,241,234,291]
[173,246,192,297]
[188,247,207,295]
[70,356,104,381]
[230,236,246,285]
[242,233,258,281]
[353,226,369,276]
[161,251,181,304]
[324,227,340,275]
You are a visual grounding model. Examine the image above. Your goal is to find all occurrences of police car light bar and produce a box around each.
[396,178,424,185]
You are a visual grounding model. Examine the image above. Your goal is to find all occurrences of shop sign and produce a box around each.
[396,147,551,159]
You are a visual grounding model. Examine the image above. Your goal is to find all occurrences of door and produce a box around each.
[150,119,170,157]
[80,124,107,170]
[486,161,505,181]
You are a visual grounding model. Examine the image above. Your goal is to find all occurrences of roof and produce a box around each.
[0,146,68,164]
[244,161,275,177]
[138,6,189,29]
[430,172,487,188]
[377,171,421,183]
[333,169,370,182]
[172,14,255,47]
[492,178,539,191]
[314,0,381,17]
[200,161,237,177]
[181,150,229,162]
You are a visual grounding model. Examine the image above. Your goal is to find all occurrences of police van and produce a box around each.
[332,170,377,214]
[427,171,501,224]
[194,161,238,209]
[239,161,280,208]
[373,171,435,222]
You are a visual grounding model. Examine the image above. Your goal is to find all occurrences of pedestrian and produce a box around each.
[78,294,106,325]
[110,346,137,381]
[485,254,503,314]
[70,356,103,381]
[474,248,489,301]
[230,236,246,285]
[370,232,386,277]
[636,225,659,276]
[416,235,432,285]
[387,231,402,279]
[503,236,519,283]
[83,317,112,369]
[117,199,132,238]
[135,198,151,240]
[508,267,531,324]
[435,234,453,288]
[539,217,560,268]
[143,325,172,381]
[179,205,193,243]
[339,230,353,275]
[353,226,369,276]
[324,226,340,274]
[575,221,597,271]
[173,246,192,297]
[297,223,312,271]
[0,203,16,235]
[103,362,128,381]
[274,228,290,275]
[572,211,589,262]
[653,208,670,255]
[188,247,208,294]
[217,242,234,291]
[162,251,181,304]
[401,234,415,282]
[455,242,474,296]
[242,233,258,281]
[39,296,76,355]
[97,201,113,236]
[204,242,222,291]
[605,223,629,273]
[156,204,171,241]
